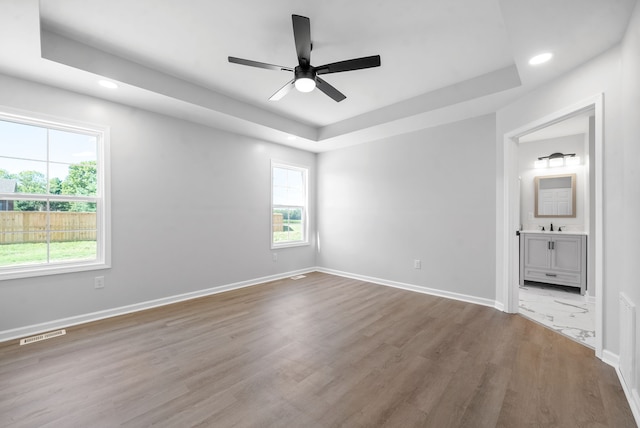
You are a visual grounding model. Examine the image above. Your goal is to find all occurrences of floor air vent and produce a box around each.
[20,329,66,346]
[290,275,306,280]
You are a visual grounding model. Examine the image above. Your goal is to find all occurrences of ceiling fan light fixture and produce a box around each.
[294,67,316,93]
[295,77,316,93]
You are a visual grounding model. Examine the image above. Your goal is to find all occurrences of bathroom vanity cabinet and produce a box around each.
[519,232,587,295]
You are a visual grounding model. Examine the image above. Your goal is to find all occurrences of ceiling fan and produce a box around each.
[228,14,381,102]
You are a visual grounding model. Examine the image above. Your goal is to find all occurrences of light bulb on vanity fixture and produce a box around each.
[535,152,580,168]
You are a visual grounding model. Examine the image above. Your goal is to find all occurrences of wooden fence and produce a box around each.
[0,212,96,244]
[273,213,284,232]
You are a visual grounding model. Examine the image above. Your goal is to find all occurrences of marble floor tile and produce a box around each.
[519,282,595,349]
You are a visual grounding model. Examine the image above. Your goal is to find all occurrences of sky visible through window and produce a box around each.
[272,166,304,206]
[0,119,97,183]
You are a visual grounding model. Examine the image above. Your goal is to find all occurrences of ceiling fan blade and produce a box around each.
[269,79,295,101]
[315,55,381,75]
[292,15,311,68]
[228,56,293,72]
[316,77,346,102]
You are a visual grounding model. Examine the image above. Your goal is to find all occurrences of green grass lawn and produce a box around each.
[0,241,97,267]
[273,220,303,243]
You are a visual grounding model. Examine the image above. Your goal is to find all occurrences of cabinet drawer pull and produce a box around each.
[545,273,557,277]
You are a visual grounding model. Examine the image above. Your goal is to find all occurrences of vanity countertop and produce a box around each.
[520,230,588,236]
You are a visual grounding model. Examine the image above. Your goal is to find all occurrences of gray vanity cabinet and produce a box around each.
[519,233,587,295]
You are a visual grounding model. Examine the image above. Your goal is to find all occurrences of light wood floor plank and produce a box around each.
[0,272,635,427]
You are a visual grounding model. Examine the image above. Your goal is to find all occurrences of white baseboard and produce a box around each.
[0,268,315,344]
[602,349,640,427]
[633,389,640,427]
[602,349,620,367]
[614,363,640,426]
[316,267,498,309]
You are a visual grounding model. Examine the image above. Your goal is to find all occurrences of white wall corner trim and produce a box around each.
[316,267,497,309]
[0,268,316,344]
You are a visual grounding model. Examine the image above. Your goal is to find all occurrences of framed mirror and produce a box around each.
[534,173,576,218]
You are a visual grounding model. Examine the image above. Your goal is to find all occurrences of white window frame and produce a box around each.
[271,160,309,249]
[0,108,111,280]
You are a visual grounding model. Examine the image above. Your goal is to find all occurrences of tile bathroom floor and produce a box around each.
[519,282,595,349]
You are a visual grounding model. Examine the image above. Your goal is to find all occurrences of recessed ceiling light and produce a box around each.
[529,52,553,66]
[98,80,118,89]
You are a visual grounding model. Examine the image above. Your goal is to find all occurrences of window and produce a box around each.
[271,161,308,248]
[0,110,109,279]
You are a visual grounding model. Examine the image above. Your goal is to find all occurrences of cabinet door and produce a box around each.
[551,236,582,272]
[524,235,551,269]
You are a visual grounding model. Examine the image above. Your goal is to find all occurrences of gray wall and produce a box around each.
[496,42,624,355]
[0,74,317,333]
[620,0,640,399]
[317,115,497,301]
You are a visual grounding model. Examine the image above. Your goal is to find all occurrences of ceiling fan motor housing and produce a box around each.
[294,66,316,82]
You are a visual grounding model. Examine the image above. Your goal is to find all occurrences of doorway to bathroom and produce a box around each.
[500,94,604,357]
[517,112,595,349]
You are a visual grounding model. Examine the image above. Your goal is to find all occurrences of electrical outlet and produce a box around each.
[94,276,104,289]
[272,253,278,262]
[414,259,421,269]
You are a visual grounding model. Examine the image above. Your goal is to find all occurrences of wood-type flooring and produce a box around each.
[0,272,635,427]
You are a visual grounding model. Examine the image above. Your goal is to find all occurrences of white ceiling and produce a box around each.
[0,0,636,151]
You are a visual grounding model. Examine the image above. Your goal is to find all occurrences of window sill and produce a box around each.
[271,241,310,250]
[0,261,111,281]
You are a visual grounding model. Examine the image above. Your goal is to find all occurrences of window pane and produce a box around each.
[273,167,288,185]
[0,111,107,278]
[272,186,288,205]
[0,120,47,161]
[287,169,303,187]
[272,163,307,246]
[272,207,303,243]
[49,129,97,164]
[287,188,303,205]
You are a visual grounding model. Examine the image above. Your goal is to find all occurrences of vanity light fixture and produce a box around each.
[565,156,581,166]
[534,159,548,168]
[536,152,580,168]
